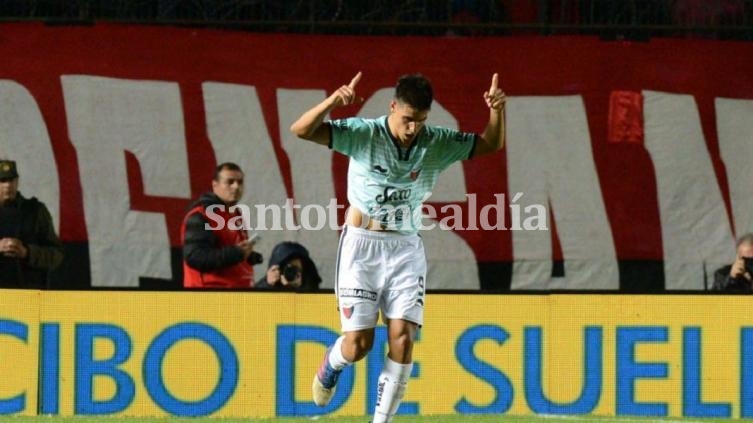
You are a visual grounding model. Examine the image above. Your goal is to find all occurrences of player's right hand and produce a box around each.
[331,72,363,107]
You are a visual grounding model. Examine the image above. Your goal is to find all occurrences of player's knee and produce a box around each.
[354,342,373,361]
[343,332,374,361]
[388,333,414,361]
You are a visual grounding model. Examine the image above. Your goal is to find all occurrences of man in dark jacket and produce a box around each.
[712,233,753,291]
[256,241,321,292]
[0,159,63,288]
[181,162,262,288]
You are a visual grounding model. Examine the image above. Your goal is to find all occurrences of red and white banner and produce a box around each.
[1,23,752,290]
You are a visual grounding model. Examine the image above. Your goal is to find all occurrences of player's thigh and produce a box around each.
[336,232,383,331]
[381,239,427,325]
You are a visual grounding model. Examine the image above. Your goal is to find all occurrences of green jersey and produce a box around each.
[330,116,476,233]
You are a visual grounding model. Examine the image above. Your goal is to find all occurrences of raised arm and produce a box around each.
[290,72,363,146]
[474,73,507,157]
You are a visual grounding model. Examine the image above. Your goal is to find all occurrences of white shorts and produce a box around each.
[335,225,427,332]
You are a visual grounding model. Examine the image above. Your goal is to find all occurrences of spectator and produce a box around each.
[712,233,753,291]
[256,241,322,292]
[0,159,63,288]
[181,162,262,288]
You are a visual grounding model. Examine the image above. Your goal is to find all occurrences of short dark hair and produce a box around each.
[395,74,433,111]
[737,233,753,248]
[213,162,243,181]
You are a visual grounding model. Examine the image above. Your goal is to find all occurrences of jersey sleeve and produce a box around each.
[431,126,477,169]
[329,117,373,159]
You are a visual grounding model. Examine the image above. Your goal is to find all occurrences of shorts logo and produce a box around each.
[339,288,378,301]
[417,276,425,307]
[342,305,355,319]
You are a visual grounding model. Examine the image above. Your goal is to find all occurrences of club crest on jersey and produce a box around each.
[342,304,355,319]
[410,168,422,181]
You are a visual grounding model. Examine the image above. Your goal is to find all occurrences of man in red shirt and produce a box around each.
[181,162,261,288]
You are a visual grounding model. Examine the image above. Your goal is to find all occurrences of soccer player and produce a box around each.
[290,72,505,422]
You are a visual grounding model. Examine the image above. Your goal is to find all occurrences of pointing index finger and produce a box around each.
[349,71,362,89]
[489,73,498,93]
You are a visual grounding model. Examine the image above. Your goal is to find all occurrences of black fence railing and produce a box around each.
[0,0,751,39]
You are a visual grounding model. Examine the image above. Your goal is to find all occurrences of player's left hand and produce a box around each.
[484,73,506,111]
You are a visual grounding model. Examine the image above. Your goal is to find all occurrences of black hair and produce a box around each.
[213,162,243,181]
[395,74,433,111]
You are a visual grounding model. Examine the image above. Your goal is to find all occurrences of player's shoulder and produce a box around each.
[330,116,382,132]
[423,124,473,144]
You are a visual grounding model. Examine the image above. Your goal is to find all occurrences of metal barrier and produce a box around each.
[0,0,751,39]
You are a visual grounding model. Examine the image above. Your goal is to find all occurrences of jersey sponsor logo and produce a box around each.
[339,288,378,301]
[372,164,388,175]
[375,186,411,204]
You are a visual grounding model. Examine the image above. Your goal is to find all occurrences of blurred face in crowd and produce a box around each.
[0,176,18,206]
[739,241,753,259]
[212,168,244,206]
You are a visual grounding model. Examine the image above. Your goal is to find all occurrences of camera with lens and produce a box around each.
[744,257,753,275]
[247,251,263,265]
[282,263,301,281]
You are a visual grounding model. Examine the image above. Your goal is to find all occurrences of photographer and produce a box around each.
[712,233,753,292]
[181,162,262,288]
[256,241,321,292]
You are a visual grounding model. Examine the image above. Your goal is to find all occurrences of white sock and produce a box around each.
[372,357,412,423]
[327,335,351,371]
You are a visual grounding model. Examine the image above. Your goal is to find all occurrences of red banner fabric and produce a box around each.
[1,23,752,289]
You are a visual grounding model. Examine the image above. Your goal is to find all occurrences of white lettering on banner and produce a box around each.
[0,81,60,230]
[39,75,750,290]
[277,88,340,287]
[63,76,189,287]
[643,91,734,290]
[506,96,618,290]
[202,82,294,276]
[716,98,753,237]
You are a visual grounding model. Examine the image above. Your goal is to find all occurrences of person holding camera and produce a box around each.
[181,162,262,288]
[256,241,321,292]
[0,159,63,288]
[712,233,753,291]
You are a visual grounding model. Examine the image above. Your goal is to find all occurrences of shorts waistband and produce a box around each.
[344,224,420,241]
